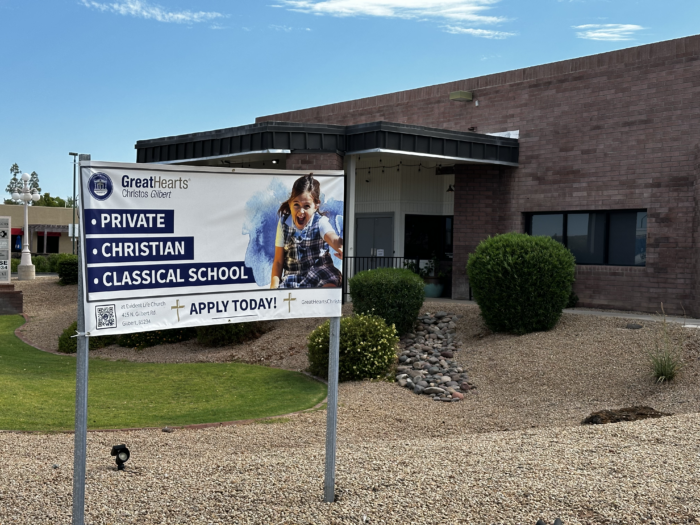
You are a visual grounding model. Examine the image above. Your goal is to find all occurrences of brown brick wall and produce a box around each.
[286,153,343,171]
[0,291,23,315]
[263,35,700,316]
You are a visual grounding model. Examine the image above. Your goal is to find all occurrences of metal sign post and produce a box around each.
[71,174,89,525]
[324,316,341,503]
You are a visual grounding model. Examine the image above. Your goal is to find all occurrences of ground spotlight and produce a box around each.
[110,444,130,470]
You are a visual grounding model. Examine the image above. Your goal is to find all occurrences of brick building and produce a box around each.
[136,34,700,316]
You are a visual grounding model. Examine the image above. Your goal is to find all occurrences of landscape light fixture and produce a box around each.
[110,444,130,470]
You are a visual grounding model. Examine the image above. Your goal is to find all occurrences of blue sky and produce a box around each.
[1,0,698,198]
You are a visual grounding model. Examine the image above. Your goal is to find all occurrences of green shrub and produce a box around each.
[57,256,79,284]
[32,256,51,273]
[196,321,268,347]
[48,253,77,273]
[349,268,424,335]
[117,327,197,350]
[57,321,118,353]
[307,314,399,381]
[467,232,575,334]
[11,258,19,273]
[649,308,685,383]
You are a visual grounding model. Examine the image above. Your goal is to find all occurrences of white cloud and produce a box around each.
[444,25,514,38]
[277,0,505,24]
[80,0,225,24]
[270,24,293,31]
[573,23,644,41]
[268,24,312,31]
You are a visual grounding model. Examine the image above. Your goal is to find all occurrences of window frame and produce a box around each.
[525,209,647,267]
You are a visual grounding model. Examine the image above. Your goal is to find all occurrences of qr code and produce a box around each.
[96,304,117,329]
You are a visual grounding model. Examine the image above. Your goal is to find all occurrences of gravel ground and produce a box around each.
[4,277,700,524]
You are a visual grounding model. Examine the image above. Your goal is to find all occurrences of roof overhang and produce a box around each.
[135,121,518,167]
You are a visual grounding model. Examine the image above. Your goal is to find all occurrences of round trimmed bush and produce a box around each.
[467,233,575,334]
[57,256,79,285]
[307,314,399,381]
[349,268,424,335]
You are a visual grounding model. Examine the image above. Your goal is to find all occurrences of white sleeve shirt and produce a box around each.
[275,214,334,248]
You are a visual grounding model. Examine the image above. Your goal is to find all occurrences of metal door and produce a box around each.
[355,216,393,270]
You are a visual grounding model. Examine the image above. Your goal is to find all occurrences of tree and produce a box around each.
[35,193,67,208]
[28,171,41,194]
[5,163,22,203]
[66,196,76,208]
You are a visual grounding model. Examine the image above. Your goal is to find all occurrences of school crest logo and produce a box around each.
[88,172,113,201]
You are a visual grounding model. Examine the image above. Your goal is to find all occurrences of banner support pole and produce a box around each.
[324,316,341,503]
[72,173,89,525]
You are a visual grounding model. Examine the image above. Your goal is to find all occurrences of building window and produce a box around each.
[404,215,453,260]
[526,210,647,266]
[11,235,22,253]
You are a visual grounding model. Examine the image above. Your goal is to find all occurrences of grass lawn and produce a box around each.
[0,315,326,432]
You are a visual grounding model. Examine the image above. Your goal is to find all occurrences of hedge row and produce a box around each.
[57,320,269,353]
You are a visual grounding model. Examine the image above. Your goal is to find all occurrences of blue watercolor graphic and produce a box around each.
[242,179,344,287]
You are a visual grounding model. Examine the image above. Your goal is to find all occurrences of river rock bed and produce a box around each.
[395,311,475,401]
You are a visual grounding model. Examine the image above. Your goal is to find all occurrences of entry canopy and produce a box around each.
[135,121,519,168]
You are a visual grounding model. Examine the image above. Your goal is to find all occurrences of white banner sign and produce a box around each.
[79,162,344,335]
[0,216,9,283]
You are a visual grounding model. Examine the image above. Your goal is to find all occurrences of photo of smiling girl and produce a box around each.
[270,174,343,289]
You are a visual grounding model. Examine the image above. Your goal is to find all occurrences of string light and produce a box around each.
[357,162,446,173]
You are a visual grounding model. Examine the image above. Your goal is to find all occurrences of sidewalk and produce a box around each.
[424,297,700,327]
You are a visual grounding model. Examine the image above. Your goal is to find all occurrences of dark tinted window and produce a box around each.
[404,215,453,260]
[567,212,606,264]
[609,211,647,266]
[526,210,647,266]
[531,214,563,243]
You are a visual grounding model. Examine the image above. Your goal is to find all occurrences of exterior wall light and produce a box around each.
[111,444,130,470]
[449,91,473,102]
[271,159,279,164]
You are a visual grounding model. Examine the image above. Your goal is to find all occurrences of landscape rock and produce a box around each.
[394,311,472,401]
[582,406,670,425]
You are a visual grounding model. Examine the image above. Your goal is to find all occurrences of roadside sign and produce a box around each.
[78,162,344,336]
[0,217,10,283]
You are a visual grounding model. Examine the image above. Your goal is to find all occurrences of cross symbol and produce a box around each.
[171,299,185,322]
[283,292,296,313]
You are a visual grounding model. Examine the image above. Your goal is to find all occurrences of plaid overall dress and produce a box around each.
[280,212,342,288]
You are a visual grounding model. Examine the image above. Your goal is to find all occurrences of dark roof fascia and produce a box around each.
[135,120,519,166]
[345,121,518,147]
[135,121,348,148]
